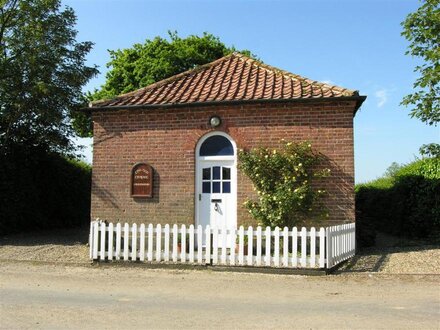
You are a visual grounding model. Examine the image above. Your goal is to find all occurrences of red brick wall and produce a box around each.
[91,101,356,226]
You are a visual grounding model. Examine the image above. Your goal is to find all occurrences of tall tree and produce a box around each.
[401,0,440,126]
[74,32,254,137]
[0,0,98,154]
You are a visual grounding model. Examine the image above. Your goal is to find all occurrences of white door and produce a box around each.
[196,133,237,247]
[199,161,235,228]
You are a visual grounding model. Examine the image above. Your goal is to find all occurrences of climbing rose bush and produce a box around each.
[238,141,330,228]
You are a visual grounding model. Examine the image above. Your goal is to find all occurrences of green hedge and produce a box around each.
[355,157,440,246]
[0,147,91,235]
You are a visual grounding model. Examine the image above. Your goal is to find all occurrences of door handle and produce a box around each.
[211,199,222,203]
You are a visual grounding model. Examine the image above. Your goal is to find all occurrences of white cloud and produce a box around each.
[375,89,388,108]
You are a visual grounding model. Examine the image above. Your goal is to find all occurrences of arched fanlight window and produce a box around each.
[199,135,234,156]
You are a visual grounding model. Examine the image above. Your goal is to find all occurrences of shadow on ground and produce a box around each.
[0,226,89,246]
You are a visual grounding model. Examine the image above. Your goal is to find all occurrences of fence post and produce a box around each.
[247,226,253,266]
[89,221,93,260]
[212,226,219,264]
[319,227,325,268]
[131,223,137,261]
[292,227,298,267]
[300,227,307,267]
[205,225,211,265]
[123,223,129,261]
[256,226,262,266]
[172,224,178,262]
[230,227,236,266]
[181,225,186,262]
[353,223,357,256]
[147,224,153,261]
[221,225,227,265]
[140,224,146,261]
[115,223,121,260]
[282,227,289,267]
[310,227,316,268]
[265,226,271,266]
[326,226,333,268]
[100,221,106,261]
[197,225,203,264]
[274,227,280,267]
[108,223,114,260]
[238,226,244,265]
[93,221,99,260]
[189,225,195,263]
[163,224,169,262]
[156,224,162,262]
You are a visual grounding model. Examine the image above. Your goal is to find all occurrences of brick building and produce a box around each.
[86,53,366,230]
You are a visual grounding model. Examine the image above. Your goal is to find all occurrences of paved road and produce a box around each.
[0,261,439,329]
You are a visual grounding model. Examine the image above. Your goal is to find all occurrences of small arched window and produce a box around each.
[199,135,234,156]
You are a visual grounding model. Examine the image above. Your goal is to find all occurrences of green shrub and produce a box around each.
[0,146,91,235]
[355,156,440,245]
[238,141,330,228]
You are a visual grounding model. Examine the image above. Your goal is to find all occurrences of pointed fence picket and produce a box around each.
[139,224,145,261]
[256,227,262,266]
[265,226,271,266]
[115,223,121,260]
[123,223,129,261]
[131,223,137,260]
[197,225,203,264]
[89,221,355,269]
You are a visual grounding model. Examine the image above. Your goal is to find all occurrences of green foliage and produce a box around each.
[356,157,440,245]
[71,109,94,138]
[355,176,394,192]
[401,0,440,126]
[238,141,330,228]
[75,31,255,137]
[0,0,98,154]
[0,146,91,235]
[419,142,440,158]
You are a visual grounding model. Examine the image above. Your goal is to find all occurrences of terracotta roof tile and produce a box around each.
[91,53,360,109]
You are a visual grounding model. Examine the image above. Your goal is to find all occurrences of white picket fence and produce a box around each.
[89,221,355,269]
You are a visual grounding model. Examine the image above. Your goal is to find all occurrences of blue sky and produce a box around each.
[66,0,439,183]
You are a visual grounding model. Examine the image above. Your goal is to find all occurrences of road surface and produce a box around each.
[0,261,439,329]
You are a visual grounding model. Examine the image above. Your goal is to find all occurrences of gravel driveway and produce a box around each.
[0,227,439,274]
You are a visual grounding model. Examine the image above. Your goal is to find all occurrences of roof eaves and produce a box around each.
[81,95,367,115]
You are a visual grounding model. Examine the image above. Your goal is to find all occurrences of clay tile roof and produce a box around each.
[90,53,361,109]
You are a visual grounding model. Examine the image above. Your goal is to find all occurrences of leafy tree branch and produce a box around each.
[401,0,440,126]
[0,0,98,154]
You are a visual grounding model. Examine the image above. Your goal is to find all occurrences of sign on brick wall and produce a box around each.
[131,163,153,198]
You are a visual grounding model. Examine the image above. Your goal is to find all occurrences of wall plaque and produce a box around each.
[131,163,153,198]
